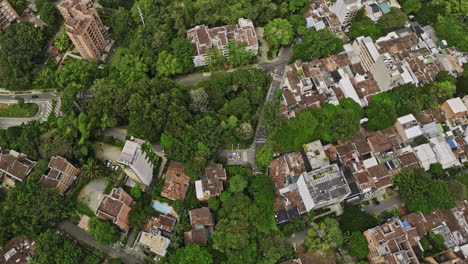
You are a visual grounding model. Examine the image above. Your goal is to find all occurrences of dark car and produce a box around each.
[32,95,39,99]
[373,201,380,206]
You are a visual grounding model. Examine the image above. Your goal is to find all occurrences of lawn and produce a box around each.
[0,103,39,118]
[108,46,128,68]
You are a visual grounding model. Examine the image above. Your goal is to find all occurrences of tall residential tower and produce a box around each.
[58,0,110,59]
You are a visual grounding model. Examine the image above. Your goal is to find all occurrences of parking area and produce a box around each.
[77,179,108,212]
[95,142,121,162]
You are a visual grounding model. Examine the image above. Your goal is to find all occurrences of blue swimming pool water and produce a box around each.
[152,200,172,214]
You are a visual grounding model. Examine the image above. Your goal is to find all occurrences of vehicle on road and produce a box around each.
[32,95,39,99]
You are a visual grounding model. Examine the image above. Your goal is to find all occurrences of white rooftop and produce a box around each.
[363,157,378,169]
[195,180,204,199]
[430,136,460,169]
[414,143,437,171]
[338,69,361,106]
[446,97,467,114]
[397,114,417,125]
[405,126,424,140]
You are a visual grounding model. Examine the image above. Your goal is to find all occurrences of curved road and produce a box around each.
[0,92,58,129]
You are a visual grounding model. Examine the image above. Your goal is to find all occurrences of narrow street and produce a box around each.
[57,222,144,264]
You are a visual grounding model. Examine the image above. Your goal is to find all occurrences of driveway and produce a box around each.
[362,195,404,215]
[77,179,108,212]
[0,92,59,129]
[57,222,144,264]
[95,143,122,162]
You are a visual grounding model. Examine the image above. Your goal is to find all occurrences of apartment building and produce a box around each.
[187,18,258,67]
[57,0,110,60]
[331,0,362,27]
[0,0,19,31]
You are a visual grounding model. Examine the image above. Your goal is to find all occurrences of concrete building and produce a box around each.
[38,156,81,195]
[187,18,258,67]
[0,0,19,31]
[0,149,35,184]
[195,164,227,202]
[429,135,461,169]
[118,138,154,187]
[352,36,380,72]
[96,188,133,233]
[395,114,424,143]
[58,0,110,60]
[441,97,468,128]
[413,143,438,171]
[303,140,329,170]
[297,164,351,211]
[331,0,362,27]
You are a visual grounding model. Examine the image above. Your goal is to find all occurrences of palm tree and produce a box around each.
[81,159,104,183]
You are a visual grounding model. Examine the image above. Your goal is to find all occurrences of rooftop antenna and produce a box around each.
[137,5,145,27]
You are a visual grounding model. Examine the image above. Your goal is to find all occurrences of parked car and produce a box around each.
[373,201,380,206]
[31,95,39,99]
[112,164,120,171]
[104,160,112,167]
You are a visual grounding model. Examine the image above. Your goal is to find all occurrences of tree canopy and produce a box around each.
[0,23,46,90]
[88,217,120,245]
[292,29,343,61]
[305,218,344,258]
[377,7,407,31]
[395,169,455,213]
[264,18,294,50]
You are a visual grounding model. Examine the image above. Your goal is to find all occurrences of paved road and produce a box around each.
[58,222,144,264]
[362,195,403,215]
[0,92,59,129]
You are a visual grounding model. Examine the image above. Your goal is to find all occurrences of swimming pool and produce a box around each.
[152,200,173,214]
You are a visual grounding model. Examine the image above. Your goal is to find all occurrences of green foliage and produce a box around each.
[264,18,294,50]
[395,169,455,213]
[229,174,248,193]
[167,245,213,264]
[156,51,183,78]
[171,37,195,73]
[0,23,45,90]
[88,217,120,245]
[402,0,422,14]
[320,98,362,142]
[292,29,343,61]
[447,179,467,201]
[109,7,135,43]
[434,16,468,51]
[0,178,70,245]
[429,163,446,179]
[34,230,85,264]
[377,7,407,31]
[345,232,369,259]
[365,93,397,131]
[348,10,384,40]
[305,218,343,258]
[129,193,154,230]
[54,30,72,52]
[36,0,60,25]
[130,184,142,199]
[339,204,378,233]
[81,159,105,182]
[290,14,307,36]
[258,101,281,134]
[208,197,220,212]
[227,41,255,68]
[289,0,309,13]
[256,144,275,170]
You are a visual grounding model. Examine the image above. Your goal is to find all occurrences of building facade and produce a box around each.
[0,0,19,31]
[58,0,110,60]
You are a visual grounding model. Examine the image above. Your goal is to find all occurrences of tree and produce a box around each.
[256,144,275,170]
[167,245,213,264]
[156,51,183,78]
[0,180,70,240]
[208,197,220,211]
[292,29,343,61]
[54,30,72,52]
[290,14,307,36]
[36,0,60,25]
[88,217,120,245]
[365,93,397,131]
[321,98,362,142]
[349,16,384,40]
[172,37,195,73]
[258,101,281,134]
[34,230,85,264]
[305,218,343,258]
[0,23,45,90]
[402,0,422,14]
[130,184,142,199]
[229,174,248,193]
[264,18,293,50]
[109,7,134,43]
[377,8,407,31]
[429,163,446,179]
[447,179,466,201]
[81,159,104,182]
[190,89,209,113]
[431,80,457,103]
[434,16,468,52]
[236,122,254,142]
[395,169,455,213]
[340,204,378,233]
[228,41,254,67]
[289,0,309,13]
[345,232,369,259]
